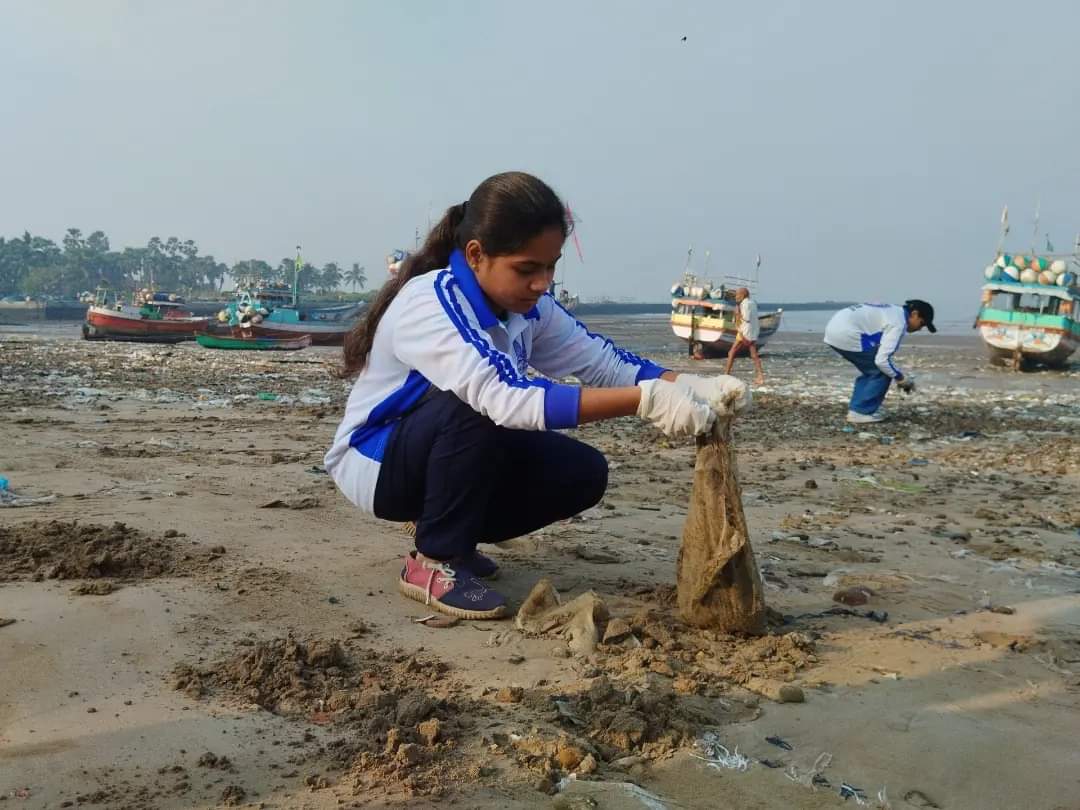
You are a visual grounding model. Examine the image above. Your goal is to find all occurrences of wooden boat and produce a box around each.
[83,287,209,342]
[217,253,362,346]
[976,278,1079,369]
[669,255,782,357]
[195,332,311,351]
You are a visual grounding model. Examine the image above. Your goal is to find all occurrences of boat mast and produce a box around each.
[293,245,302,307]
[996,205,1009,256]
[1031,199,1040,255]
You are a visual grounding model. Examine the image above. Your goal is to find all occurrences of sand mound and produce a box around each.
[173,636,483,798]
[0,520,211,582]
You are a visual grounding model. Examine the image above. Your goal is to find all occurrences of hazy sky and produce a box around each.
[3,1,1079,316]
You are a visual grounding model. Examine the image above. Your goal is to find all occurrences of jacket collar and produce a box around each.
[449,249,540,327]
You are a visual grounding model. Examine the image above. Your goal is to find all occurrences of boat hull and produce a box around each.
[83,306,209,342]
[196,333,311,351]
[671,311,783,357]
[976,320,1077,368]
[248,320,352,346]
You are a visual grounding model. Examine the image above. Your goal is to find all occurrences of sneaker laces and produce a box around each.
[421,559,457,605]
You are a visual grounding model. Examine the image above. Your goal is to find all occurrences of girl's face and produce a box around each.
[465,227,565,316]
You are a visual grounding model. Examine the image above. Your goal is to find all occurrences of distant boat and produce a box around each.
[196,332,311,351]
[976,252,1079,369]
[669,251,782,358]
[83,287,209,342]
[215,249,363,346]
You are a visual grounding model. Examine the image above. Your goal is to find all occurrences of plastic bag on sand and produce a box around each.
[516,578,610,655]
[676,417,765,632]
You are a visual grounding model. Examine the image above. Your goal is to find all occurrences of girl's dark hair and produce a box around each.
[338,171,571,378]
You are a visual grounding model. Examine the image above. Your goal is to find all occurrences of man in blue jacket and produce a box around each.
[824,300,936,423]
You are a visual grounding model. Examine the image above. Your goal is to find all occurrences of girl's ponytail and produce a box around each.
[338,202,466,378]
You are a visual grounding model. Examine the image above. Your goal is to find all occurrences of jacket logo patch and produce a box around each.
[512,338,529,374]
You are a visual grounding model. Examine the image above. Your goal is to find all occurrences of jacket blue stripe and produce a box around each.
[548,293,667,383]
[434,271,552,392]
[349,369,431,461]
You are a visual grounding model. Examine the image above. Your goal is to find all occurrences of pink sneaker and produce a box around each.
[398,552,507,620]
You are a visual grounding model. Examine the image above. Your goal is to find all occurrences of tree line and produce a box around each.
[0,229,367,299]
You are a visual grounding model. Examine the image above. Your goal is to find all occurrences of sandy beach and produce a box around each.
[2,318,1078,810]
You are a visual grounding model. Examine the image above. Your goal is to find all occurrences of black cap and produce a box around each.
[905,299,936,333]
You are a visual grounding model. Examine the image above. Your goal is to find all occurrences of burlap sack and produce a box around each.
[676,418,765,632]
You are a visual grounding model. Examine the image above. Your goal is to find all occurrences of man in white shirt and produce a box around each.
[724,288,765,385]
[823,299,935,423]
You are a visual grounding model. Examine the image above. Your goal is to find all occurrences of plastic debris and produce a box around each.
[413,614,459,629]
[765,735,793,751]
[840,782,867,803]
[785,751,833,789]
[693,732,751,771]
[0,488,57,508]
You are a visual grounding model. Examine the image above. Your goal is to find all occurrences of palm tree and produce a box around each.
[344,263,366,292]
[320,262,343,294]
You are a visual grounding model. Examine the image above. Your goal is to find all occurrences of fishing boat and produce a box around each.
[976,253,1079,369]
[669,251,782,358]
[195,332,311,351]
[550,281,579,313]
[83,287,209,342]
[215,250,362,346]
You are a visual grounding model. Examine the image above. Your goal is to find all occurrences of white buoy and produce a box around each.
[984,264,1000,280]
[995,254,1007,269]
[1002,265,1021,281]
[1013,255,1028,269]
[1058,272,1075,287]
[1019,268,1038,283]
[1049,259,1067,273]
[1038,270,1056,285]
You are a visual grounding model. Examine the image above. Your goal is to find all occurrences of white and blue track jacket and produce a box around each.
[325,249,667,512]
[823,303,909,379]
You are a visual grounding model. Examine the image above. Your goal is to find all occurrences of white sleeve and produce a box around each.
[527,294,668,388]
[874,319,905,379]
[392,280,581,429]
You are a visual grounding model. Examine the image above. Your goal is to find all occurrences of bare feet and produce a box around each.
[753,376,765,386]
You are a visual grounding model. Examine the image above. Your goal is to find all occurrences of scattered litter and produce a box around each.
[909,458,929,466]
[0,618,16,629]
[259,495,319,510]
[760,758,786,768]
[257,392,278,401]
[840,783,867,803]
[788,607,888,624]
[515,579,609,655]
[413,614,460,629]
[785,751,833,789]
[553,698,586,726]
[765,735,793,751]
[555,780,670,810]
[571,545,620,564]
[693,732,751,771]
[0,488,57,508]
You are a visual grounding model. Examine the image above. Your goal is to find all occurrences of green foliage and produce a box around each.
[0,229,360,299]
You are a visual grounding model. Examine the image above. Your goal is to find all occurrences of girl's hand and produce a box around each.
[673,373,752,416]
[636,379,716,437]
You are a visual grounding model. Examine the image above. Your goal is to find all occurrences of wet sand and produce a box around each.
[1,319,1078,809]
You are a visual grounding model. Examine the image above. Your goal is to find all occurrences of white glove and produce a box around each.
[673,373,752,416]
[636,379,715,437]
